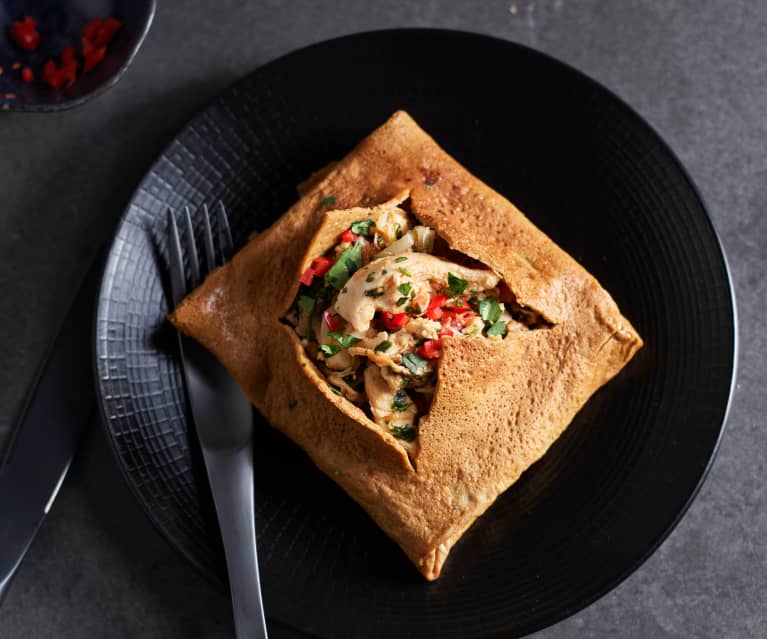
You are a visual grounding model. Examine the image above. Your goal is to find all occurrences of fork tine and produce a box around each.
[201,204,216,272]
[183,206,201,286]
[166,209,187,307]
[216,201,234,260]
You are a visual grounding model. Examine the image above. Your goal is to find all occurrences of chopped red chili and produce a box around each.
[21,67,34,83]
[0,67,4,76]
[340,229,358,244]
[299,267,315,286]
[425,294,448,320]
[9,17,40,52]
[381,312,409,331]
[11,62,22,71]
[83,46,107,72]
[310,256,333,277]
[417,339,441,360]
[323,310,339,332]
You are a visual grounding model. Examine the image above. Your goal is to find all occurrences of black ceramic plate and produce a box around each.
[95,30,736,639]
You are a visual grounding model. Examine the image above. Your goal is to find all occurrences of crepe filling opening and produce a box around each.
[285,199,549,449]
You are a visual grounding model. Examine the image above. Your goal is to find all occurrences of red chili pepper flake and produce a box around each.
[9,17,40,52]
[81,17,122,73]
[381,312,409,331]
[299,267,314,287]
[425,294,448,320]
[11,62,22,71]
[4,93,17,100]
[0,67,4,76]
[21,67,34,83]
[323,310,339,332]
[417,339,442,360]
[310,256,333,277]
[340,229,358,244]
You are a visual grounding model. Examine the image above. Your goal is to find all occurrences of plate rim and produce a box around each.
[92,27,738,638]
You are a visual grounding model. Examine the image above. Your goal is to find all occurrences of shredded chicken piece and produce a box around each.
[335,253,500,332]
[364,364,418,432]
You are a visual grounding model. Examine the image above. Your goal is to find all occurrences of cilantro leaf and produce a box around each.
[398,267,411,276]
[324,241,362,289]
[328,383,343,396]
[391,389,412,412]
[447,272,468,295]
[478,297,502,324]
[397,282,412,296]
[395,256,408,263]
[401,352,428,376]
[396,296,409,306]
[350,219,375,236]
[486,320,507,336]
[319,344,340,357]
[374,340,392,352]
[365,272,375,282]
[364,287,384,298]
[327,332,362,348]
[390,424,417,442]
[319,196,337,208]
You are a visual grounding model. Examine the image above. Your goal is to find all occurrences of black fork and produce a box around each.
[167,203,268,639]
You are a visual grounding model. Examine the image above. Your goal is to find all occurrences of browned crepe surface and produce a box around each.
[170,111,642,580]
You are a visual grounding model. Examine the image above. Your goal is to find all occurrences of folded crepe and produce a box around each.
[170,111,642,580]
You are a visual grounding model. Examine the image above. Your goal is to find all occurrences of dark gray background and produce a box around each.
[0,1,763,637]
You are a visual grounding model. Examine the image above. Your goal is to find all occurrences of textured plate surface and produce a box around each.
[94,30,736,639]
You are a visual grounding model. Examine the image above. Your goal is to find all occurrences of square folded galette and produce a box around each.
[170,111,642,580]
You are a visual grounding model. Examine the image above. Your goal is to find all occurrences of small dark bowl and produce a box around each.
[0,0,154,112]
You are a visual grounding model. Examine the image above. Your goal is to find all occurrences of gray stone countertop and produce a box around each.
[0,2,763,637]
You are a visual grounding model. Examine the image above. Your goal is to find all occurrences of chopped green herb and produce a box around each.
[364,287,384,298]
[342,287,348,294]
[391,424,417,442]
[350,219,375,236]
[486,320,507,336]
[447,272,468,295]
[319,196,337,208]
[289,399,298,409]
[366,272,376,282]
[374,340,393,352]
[391,389,412,412]
[395,223,403,239]
[396,296,409,306]
[401,352,428,376]
[319,344,341,357]
[325,241,363,289]
[328,383,343,396]
[328,332,362,348]
[405,303,422,315]
[479,297,502,324]
[398,267,411,276]
[382,269,388,275]
[375,235,385,248]
[471,287,478,294]
[297,295,315,313]
[397,282,412,296]
[455,299,463,308]
[395,256,408,263]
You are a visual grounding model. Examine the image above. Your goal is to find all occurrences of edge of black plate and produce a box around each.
[93,28,738,638]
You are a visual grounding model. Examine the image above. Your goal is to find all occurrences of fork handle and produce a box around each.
[203,442,268,639]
